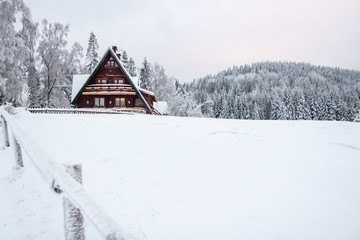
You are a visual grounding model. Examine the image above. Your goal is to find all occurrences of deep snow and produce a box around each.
[1,111,360,239]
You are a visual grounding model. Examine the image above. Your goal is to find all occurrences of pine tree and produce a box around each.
[152,63,167,99]
[127,57,137,77]
[139,57,152,90]
[354,110,360,122]
[220,98,230,119]
[212,92,223,118]
[283,89,294,120]
[121,50,129,68]
[85,31,99,73]
[253,102,261,120]
[318,96,328,120]
[307,93,320,120]
[271,94,288,120]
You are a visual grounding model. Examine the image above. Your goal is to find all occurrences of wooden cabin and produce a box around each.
[71,46,158,114]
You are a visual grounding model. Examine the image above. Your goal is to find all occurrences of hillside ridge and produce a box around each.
[184,61,360,121]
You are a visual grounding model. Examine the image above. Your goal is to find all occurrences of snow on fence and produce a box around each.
[28,107,148,115]
[0,106,135,240]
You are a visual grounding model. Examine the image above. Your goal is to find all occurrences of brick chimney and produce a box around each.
[112,46,117,53]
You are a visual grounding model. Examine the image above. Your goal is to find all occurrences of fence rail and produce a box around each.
[1,106,135,240]
[28,107,148,115]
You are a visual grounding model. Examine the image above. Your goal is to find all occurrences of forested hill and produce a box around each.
[184,62,360,121]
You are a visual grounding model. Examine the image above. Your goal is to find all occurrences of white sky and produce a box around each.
[25,0,360,82]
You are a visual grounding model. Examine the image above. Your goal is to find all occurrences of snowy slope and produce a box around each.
[1,111,360,239]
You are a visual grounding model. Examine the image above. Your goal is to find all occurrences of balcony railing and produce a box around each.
[85,84,133,91]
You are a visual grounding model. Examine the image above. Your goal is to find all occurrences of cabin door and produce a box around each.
[115,97,125,107]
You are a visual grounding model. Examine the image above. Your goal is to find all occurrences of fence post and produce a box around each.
[12,136,24,169]
[63,164,85,240]
[1,116,10,147]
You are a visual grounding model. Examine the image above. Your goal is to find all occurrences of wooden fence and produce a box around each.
[1,106,135,240]
[28,108,148,115]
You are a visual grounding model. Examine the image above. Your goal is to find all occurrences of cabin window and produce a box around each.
[114,79,124,84]
[95,97,105,107]
[115,97,125,107]
[97,79,107,84]
[105,57,118,68]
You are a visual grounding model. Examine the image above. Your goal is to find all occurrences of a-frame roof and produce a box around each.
[71,47,153,114]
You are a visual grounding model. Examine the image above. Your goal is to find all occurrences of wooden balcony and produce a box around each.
[82,92,136,96]
[83,84,136,95]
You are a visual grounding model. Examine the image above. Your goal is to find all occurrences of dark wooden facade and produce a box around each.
[71,47,155,114]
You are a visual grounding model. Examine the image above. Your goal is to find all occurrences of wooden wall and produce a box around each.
[76,95,148,108]
[89,55,129,85]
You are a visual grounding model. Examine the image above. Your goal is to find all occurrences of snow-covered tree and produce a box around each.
[85,31,99,73]
[0,0,29,106]
[121,50,129,68]
[17,5,41,107]
[139,57,152,90]
[271,93,288,120]
[354,110,360,122]
[212,92,223,118]
[127,57,137,77]
[152,63,169,100]
[253,102,261,120]
[170,86,200,117]
[37,20,83,107]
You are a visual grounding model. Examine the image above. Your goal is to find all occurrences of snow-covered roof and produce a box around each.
[130,76,155,97]
[139,88,155,96]
[71,74,90,102]
[71,47,154,114]
[153,101,169,115]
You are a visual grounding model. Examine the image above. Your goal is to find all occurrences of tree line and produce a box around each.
[183,62,360,121]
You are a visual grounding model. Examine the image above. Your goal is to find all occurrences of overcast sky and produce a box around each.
[26,0,360,82]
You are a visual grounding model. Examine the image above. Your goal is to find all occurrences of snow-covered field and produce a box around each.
[1,110,360,239]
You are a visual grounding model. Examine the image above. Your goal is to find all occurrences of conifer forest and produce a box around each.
[185,62,360,121]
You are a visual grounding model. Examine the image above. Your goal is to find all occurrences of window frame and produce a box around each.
[104,56,118,68]
[95,97,105,107]
[97,79,107,84]
[114,79,124,84]
[115,97,126,107]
